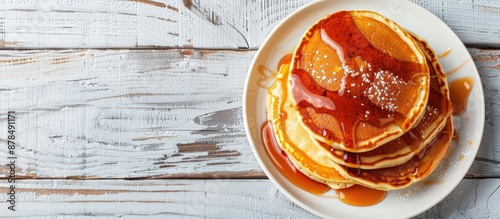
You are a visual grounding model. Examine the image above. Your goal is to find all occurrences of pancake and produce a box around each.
[330,118,453,190]
[288,11,430,152]
[266,63,352,189]
[316,34,453,169]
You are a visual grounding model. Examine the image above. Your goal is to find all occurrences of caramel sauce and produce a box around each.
[402,85,449,150]
[256,53,292,90]
[440,126,459,175]
[411,129,450,178]
[421,179,443,186]
[458,154,465,161]
[261,121,330,195]
[257,65,277,89]
[447,58,471,76]
[438,47,452,58]
[293,11,424,148]
[452,131,459,144]
[449,77,474,115]
[337,184,386,206]
[278,54,293,71]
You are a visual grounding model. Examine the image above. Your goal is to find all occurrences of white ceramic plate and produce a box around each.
[243,0,485,218]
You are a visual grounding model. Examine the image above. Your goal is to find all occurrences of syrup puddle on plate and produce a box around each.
[449,77,474,116]
[261,121,386,206]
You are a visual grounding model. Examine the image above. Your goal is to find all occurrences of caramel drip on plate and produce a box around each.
[277,54,293,71]
[337,184,386,206]
[261,56,331,195]
[257,65,277,89]
[446,58,471,76]
[438,47,452,58]
[452,128,459,144]
[449,77,474,115]
[262,119,387,205]
[261,121,330,195]
[421,179,443,186]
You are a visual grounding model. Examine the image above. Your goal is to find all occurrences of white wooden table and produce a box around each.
[0,0,499,218]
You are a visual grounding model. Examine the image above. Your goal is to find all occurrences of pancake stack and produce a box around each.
[266,10,453,191]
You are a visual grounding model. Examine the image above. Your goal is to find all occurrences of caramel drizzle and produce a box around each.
[257,65,277,89]
[449,76,474,115]
[294,69,405,148]
[438,47,452,58]
[446,58,471,76]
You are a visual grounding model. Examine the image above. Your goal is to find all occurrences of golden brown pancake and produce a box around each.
[288,11,430,152]
[266,63,352,189]
[316,34,453,169]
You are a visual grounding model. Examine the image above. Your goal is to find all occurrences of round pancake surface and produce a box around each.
[266,63,352,188]
[288,10,430,152]
[317,34,453,169]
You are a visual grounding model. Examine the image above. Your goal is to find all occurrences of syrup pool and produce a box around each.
[449,77,474,115]
[261,121,386,206]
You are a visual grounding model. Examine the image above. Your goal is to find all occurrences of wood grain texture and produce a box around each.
[0,179,498,218]
[0,179,316,218]
[0,48,498,179]
[469,49,500,178]
[0,49,259,178]
[0,0,498,49]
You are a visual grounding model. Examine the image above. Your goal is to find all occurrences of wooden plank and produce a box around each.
[0,49,260,179]
[468,49,500,178]
[0,179,317,218]
[0,0,498,49]
[0,179,498,218]
[0,48,498,179]
[413,179,500,218]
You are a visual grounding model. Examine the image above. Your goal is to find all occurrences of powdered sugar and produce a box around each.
[364,70,406,112]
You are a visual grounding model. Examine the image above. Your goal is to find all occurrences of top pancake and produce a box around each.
[288,11,430,152]
[316,33,453,169]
